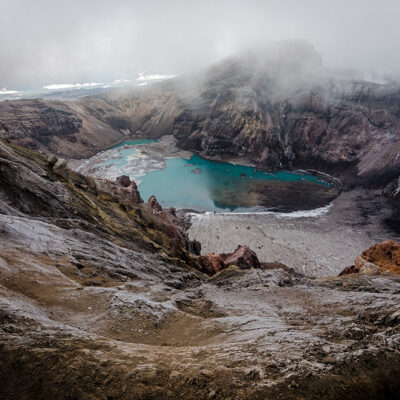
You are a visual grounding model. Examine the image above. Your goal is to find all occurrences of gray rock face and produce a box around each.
[147,194,163,212]
[0,98,124,158]
[96,175,144,205]
[170,63,400,185]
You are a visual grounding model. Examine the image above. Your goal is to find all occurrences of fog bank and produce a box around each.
[0,0,399,89]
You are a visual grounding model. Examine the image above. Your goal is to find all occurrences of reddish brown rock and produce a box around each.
[339,240,400,276]
[338,265,358,276]
[198,253,226,275]
[222,245,261,270]
[361,240,400,274]
[197,245,261,276]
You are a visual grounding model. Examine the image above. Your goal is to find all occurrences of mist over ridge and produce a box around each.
[1,0,399,90]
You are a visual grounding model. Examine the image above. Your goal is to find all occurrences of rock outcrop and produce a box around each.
[339,240,400,276]
[198,245,261,275]
[361,240,400,274]
[222,245,261,270]
[0,139,194,262]
[147,194,163,212]
[96,175,144,205]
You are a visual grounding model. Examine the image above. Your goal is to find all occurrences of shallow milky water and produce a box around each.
[99,140,331,212]
[104,139,157,168]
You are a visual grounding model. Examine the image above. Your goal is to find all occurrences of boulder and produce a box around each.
[359,263,381,275]
[197,245,261,276]
[354,255,381,275]
[339,241,400,276]
[47,154,57,167]
[222,245,261,270]
[198,253,226,275]
[53,158,67,170]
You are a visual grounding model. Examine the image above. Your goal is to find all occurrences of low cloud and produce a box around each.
[0,0,399,89]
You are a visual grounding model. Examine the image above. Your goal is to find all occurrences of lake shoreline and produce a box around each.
[70,135,341,212]
[67,135,399,278]
[70,135,342,186]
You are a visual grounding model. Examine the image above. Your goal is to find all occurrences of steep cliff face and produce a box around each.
[0,98,125,159]
[169,48,400,185]
[0,98,82,139]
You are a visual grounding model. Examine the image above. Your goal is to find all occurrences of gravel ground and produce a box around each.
[188,189,400,277]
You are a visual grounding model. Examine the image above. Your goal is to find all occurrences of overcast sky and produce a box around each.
[1,0,399,89]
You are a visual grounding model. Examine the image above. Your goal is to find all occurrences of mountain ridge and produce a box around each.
[1,43,399,188]
[0,42,399,231]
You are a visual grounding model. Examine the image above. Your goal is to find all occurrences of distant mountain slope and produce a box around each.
[0,98,124,158]
[0,41,399,187]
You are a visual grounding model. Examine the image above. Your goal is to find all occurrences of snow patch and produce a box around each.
[0,88,19,94]
[190,204,333,219]
[137,73,177,81]
[43,82,103,90]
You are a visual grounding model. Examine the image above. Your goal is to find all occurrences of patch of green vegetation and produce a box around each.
[209,265,245,284]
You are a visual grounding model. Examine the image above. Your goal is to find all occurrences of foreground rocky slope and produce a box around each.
[0,140,400,399]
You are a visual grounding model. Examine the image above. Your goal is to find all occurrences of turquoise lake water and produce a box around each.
[138,155,330,212]
[102,140,331,212]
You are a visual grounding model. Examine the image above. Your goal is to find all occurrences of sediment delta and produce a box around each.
[70,135,193,181]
